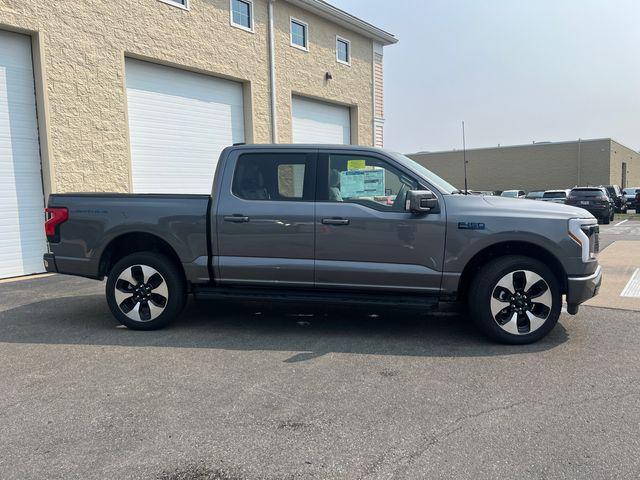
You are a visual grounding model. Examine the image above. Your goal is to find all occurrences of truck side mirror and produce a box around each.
[406,190,438,214]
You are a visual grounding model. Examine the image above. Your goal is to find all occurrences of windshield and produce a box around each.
[624,188,639,196]
[388,152,459,194]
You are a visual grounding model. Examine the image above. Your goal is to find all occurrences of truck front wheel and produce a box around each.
[106,252,186,330]
[468,255,561,344]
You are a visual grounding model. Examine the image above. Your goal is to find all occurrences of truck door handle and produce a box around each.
[322,217,350,226]
[224,215,250,223]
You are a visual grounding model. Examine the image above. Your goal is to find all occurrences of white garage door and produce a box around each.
[292,96,351,145]
[0,31,46,279]
[125,59,245,194]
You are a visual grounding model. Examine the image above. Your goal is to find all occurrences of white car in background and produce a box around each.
[501,190,526,199]
[542,189,571,204]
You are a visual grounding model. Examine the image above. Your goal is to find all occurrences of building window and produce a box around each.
[157,0,189,10]
[336,36,351,65]
[290,18,309,51]
[231,0,253,32]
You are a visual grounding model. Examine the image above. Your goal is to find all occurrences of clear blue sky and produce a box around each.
[330,0,640,153]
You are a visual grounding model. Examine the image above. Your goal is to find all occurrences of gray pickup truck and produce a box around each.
[43,145,602,344]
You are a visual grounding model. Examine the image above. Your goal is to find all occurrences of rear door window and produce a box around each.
[232,153,314,201]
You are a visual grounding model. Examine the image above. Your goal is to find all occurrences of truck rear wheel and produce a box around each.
[106,252,186,330]
[468,255,561,344]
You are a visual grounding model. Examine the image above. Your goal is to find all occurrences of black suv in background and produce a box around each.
[566,187,615,224]
[600,185,627,213]
[624,187,640,211]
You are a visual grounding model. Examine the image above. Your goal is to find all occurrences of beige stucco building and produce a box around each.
[1,0,395,194]
[409,139,640,193]
[0,0,395,278]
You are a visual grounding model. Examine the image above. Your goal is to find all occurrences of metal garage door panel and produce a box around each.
[125,59,245,194]
[0,30,46,279]
[292,96,351,145]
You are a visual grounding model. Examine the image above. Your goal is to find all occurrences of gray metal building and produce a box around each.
[408,139,640,192]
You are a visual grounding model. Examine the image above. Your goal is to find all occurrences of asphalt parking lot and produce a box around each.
[600,216,640,249]
[1,223,639,480]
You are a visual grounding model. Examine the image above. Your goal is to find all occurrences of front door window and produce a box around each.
[325,154,417,211]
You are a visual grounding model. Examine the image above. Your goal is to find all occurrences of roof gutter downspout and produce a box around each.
[268,0,278,143]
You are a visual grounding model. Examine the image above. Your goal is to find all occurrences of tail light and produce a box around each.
[45,207,69,240]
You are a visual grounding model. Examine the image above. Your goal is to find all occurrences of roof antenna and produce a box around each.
[462,121,469,194]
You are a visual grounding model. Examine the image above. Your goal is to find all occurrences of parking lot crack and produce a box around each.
[361,399,537,479]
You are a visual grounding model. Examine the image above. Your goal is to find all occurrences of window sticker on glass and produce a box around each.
[347,159,366,171]
[340,168,385,198]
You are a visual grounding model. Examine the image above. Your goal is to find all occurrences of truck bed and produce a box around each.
[46,193,211,281]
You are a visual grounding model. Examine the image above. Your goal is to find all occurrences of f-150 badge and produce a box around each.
[458,222,485,230]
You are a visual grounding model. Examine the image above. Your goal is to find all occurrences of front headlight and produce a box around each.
[568,218,599,262]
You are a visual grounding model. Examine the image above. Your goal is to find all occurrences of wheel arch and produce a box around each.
[98,232,186,282]
[457,241,568,300]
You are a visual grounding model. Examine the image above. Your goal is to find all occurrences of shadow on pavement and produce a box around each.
[0,292,569,360]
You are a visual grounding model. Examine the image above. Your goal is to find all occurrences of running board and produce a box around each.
[192,286,439,309]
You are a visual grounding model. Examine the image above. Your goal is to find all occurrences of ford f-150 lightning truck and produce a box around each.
[43,145,602,344]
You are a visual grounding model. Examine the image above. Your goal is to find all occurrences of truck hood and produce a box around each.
[480,195,594,219]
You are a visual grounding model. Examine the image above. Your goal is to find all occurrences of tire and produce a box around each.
[610,210,615,221]
[467,255,562,344]
[602,214,610,225]
[106,252,186,330]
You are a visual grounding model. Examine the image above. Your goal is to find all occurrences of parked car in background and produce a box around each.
[542,189,571,204]
[501,190,526,199]
[600,185,627,213]
[467,190,495,196]
[43,144,602,345]
[566,187,615,224]
[623,187,640,210]
[525,191,545,200]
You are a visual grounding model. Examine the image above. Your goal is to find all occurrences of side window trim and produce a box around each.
[303,150,318,202]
